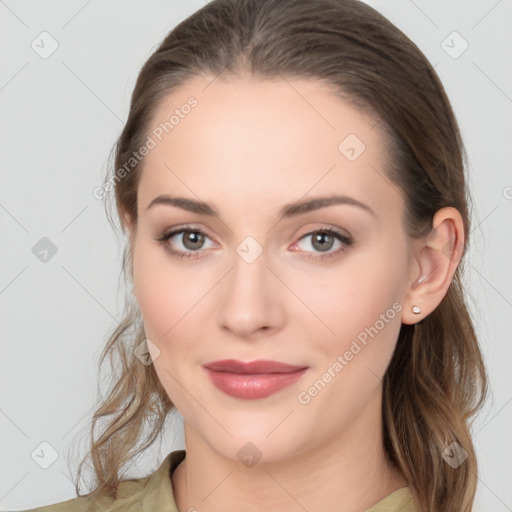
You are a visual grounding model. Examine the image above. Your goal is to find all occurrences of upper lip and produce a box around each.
[203,359,308,374]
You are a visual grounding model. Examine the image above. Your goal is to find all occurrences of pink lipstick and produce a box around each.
[203,359,308,399]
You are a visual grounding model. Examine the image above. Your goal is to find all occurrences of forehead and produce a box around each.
[137,76,401,220]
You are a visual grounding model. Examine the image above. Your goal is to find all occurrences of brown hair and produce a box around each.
[75,1,489,510]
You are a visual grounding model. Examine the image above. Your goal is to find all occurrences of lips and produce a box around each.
[202,359,309,399]
[203,359,307,374]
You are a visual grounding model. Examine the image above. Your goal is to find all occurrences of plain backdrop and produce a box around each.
[0,1,511,510]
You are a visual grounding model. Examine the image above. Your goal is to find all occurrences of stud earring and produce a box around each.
[411,305,421,315]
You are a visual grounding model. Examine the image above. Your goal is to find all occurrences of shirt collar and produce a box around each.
[139,449,186,511]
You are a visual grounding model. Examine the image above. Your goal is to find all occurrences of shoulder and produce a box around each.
[10,479,149,512]
[11,450,186,512]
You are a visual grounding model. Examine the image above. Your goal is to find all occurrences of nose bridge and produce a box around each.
[216,239,283,337]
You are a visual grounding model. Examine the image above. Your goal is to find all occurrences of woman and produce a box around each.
[18,0,489,511]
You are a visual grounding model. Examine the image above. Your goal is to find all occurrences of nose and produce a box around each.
[216,249,285,340]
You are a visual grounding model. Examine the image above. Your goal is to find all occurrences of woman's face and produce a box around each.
[128,76,418,463]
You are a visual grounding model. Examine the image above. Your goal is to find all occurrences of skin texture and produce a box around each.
[123,76,464,512]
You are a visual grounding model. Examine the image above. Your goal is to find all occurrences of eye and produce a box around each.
[154,226,214,260]
[291,228,353,261]
[154,226,353,261]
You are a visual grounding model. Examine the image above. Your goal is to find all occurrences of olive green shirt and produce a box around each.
[15,450,418,512]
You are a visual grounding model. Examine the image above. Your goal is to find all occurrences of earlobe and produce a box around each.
[402,207,465,325]
[411,305,422,315]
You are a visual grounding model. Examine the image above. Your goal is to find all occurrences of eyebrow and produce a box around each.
[146,194,375,218]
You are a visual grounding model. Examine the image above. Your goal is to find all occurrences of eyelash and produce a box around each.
[154,225,354,261]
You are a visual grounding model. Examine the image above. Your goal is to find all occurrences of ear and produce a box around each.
[401,207,465,325]
[121,209,138,296]
[121,209,137,247]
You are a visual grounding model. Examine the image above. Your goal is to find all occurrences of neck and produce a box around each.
[171,389,408,512]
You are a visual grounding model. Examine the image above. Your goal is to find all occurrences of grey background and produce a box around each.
[0,1,510,510]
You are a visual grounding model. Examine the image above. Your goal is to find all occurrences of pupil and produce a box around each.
[313,233,333,252]
[185,232,203,249]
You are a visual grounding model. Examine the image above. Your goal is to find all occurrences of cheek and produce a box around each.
[292,263,404,419]
[132,242,186,339]
[307,255,404,329]
[132,244,203,407]
[132,241,218,350]
[292,240,407,371]
[133,251,171,336]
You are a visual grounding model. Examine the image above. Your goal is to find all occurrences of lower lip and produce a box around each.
[204,367,308,399]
